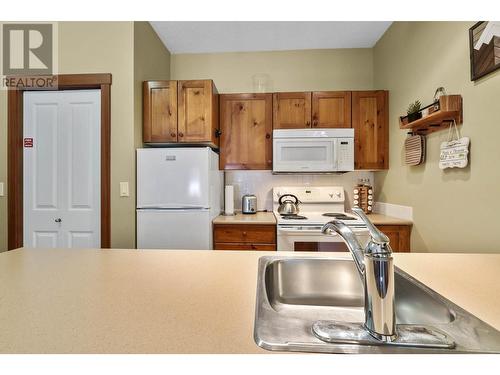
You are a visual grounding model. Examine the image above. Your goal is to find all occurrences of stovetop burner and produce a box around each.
[322,213,357,220]
[281,214,308,220]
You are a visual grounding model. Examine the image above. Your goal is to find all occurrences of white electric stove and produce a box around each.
[273,186,369,252]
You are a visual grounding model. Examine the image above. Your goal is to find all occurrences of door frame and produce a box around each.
[7,73,112,250]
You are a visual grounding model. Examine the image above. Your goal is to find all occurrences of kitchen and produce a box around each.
[138,75,406,253]
[1,5,500,371]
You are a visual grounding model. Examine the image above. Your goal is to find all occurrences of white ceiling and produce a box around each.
[150,21,392,54]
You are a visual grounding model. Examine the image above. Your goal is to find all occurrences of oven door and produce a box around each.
[273,138,336,172]
[277,225,369,252]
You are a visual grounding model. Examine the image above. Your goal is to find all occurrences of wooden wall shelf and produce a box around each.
[399,95,463,135]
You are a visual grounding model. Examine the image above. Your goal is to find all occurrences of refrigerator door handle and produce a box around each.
[137,205,210,210]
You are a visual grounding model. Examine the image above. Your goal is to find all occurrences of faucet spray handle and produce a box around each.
[351,207,391,248]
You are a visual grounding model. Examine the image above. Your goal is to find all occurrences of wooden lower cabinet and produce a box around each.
[213,224,276,251]
[375,224,412,252]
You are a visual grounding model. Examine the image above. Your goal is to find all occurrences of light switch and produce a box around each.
[119,182,129,197]
[0,182,4,196]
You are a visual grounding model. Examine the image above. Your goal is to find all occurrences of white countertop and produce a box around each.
[213,212,276,225]
[0,249,499,353]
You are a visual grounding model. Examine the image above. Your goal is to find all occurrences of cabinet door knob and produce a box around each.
[265,133,271,139]
[242,231,247,236]
[55,218,62,223]
[178,132,184,137]
[170,132,176,138]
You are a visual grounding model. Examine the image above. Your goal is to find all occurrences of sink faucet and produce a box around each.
[322,207,397,342]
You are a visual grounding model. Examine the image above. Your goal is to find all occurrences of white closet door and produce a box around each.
[24,90,101,248]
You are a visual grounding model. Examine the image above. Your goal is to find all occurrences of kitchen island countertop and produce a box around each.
[1,248,498,353]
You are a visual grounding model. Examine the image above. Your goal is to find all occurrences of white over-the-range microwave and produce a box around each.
[272,128,354,173]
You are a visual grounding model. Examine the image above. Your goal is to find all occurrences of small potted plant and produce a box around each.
[407,100,422,123]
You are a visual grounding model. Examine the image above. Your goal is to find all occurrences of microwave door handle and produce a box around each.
[332,139,338,170]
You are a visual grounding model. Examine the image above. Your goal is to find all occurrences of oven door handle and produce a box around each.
[278,227,333,234]
[278,227,367,234]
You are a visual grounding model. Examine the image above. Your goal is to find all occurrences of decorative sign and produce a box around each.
[24,138,33,148]
[439,137,470,169]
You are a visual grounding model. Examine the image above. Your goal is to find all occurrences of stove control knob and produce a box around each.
[329,193,334,198]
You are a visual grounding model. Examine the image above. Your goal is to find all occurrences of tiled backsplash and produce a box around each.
[224,171,375,212]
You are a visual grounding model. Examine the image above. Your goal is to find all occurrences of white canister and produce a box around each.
[224,185,235,215]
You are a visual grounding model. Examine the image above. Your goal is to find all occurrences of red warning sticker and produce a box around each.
[24,138,33,147]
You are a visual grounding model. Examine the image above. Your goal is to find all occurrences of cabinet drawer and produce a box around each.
[214,224,276,244]
[214,243,276,251]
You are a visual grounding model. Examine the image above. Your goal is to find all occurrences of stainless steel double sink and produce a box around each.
[254,256,500,353]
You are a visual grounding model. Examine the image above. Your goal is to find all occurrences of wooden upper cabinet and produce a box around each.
[352,91,389,170]
[143,79,219,146]
[312,91,352,128]
[220,93,273,170]
[273,92,312,129]
[143,81,178,143]
[178,80,219,145]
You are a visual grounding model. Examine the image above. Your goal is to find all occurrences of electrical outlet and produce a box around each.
[119,182,129,197]
[0,182,4,196]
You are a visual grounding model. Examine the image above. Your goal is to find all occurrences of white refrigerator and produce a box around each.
[136,147,223,250]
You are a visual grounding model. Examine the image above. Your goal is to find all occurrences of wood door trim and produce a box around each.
[7,89,23,250]
[7,73,112,250]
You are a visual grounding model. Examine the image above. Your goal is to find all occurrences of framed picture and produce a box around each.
[469,21,500,81]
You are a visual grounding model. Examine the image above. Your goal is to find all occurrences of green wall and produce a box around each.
[373,22,500,252]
